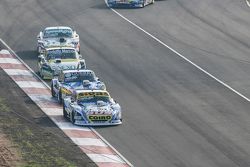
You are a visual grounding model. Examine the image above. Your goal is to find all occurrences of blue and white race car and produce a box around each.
[63,90,122,126]
[37,26,80,54]
[107,0,154,8]
[51,69,106,104]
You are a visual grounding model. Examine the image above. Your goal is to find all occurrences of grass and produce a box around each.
[0,97,10,112]
[0,97,77,167]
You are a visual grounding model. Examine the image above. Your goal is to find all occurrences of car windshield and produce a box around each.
[78,96,110,103]
[64,71,95,82]
[43,28,73,38]
[47,49,76,60]
[79,72,95,82]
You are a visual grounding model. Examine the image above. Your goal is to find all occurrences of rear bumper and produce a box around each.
[108,1,143,8]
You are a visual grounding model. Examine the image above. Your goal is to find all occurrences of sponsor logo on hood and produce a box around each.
[88,115,112,121]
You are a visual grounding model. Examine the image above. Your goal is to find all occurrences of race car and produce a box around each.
[38,47,86,80]
[37,26,80,54]
[51,69,106,104]
[107,0,154,8]
[63,90,122,126]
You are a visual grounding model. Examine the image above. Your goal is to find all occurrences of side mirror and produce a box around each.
[38,55,44,62]
[111,98,116,104]
[37,32,43,40]
[74,31,78,37]
[79,60,86,69]
[54,59,61,64]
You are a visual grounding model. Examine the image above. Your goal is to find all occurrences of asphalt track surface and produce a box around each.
[1,0,250,167]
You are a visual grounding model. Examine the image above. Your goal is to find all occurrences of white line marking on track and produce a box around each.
[42,108,62,116]
[0,49,11,54]
[4,69,33,76]
[246,0,250,7]
[0,58,21,64]
[105,1,250,102]
[55,122,91,131]
[29,94,54,101]
[71,138,107,147]
[87,154,125,163]
[16,81,47,89]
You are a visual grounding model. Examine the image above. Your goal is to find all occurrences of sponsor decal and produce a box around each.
[77,92,109,98]
[61,88,72,95]
[88,115,112,121]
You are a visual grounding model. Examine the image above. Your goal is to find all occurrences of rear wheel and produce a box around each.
[63,103,68,119]
[51,83,56,97]
[58,90,63,104]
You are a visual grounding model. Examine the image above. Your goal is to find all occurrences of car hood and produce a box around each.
[63,81,105,90]
[43,38,74,48]
[79,102,114,115]
[49,61,79,71]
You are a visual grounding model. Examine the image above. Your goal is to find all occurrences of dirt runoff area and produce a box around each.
[0,68,97,167]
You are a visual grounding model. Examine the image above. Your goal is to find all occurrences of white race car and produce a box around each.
[63,90,122,126]
[51,69,106,104]
[37,26,80,54]
[38,47,86,79]
[107,0,154,8]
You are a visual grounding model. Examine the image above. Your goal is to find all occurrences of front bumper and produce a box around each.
[74,119,122,126]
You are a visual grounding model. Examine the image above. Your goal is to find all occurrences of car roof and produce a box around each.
[62,69,94,74]
[46,47,76,51]
[75,89,108,94]
[44,26,72,30]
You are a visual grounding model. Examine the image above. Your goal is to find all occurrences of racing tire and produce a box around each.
[51,83,56,97]
[58,90,63,104]
[71,111,76,124]
[142,0,145,7]
[39,68,44,79]
[63,103,68,120]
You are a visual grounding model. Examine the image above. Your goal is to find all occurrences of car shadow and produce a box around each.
[16,50,38,60]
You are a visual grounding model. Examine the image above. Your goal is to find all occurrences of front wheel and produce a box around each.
[39,69,44,79]
[142,0,145,7]
[70,111,76,124]
[51,83,56,97]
